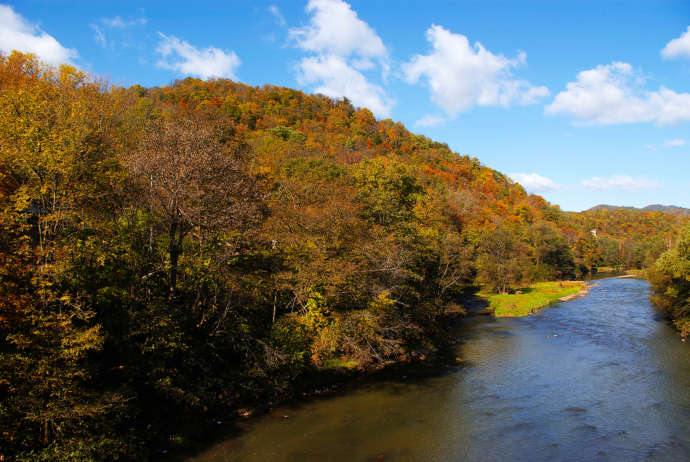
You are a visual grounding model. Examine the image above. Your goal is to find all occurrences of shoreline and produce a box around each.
[558,282,598,302]
[483,281,590,317]
[164,276,640,460]
[163,344,462,461]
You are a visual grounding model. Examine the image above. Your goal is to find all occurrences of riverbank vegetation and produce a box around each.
[480,281,587,317]
[649,226,690,336]
[1,52,688,460]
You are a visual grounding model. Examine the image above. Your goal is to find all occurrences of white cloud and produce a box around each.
[91,15,147,48]
[403,25,549,116]
[156,33,240,80]
[509,173,561,193]
[268,6,286,26]
[102,16,146,28]
[644,144,658,151]
[664,138,687,147]
[296,54,392,117]
[90,24,107,48]
[546,62,690,125]
[661,26,690,60]
[415,114,446,127]
[289,0,386,58]
[582,174,660,191]
[290,0,392,118]
[0,4,77,65]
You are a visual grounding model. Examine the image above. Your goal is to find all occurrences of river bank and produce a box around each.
[160,315,466,460]
[165,281,597,457]
[184,278,690,462]
[479,281,590,317]
[165,281,595,458]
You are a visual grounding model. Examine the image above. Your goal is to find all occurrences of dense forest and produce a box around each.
[649,226,690,336]
[1,51,688,461]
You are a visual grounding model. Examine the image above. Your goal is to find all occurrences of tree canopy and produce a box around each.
[1,51,687,461]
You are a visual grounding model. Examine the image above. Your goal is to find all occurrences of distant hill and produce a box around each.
[588,204,690,216]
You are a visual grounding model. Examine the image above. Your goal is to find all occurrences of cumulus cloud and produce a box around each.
[509,173,561,193]
[546,62,690,125]
[661,26,690,60]
[663,138,687,147]
[290,0,392,117]
[0,4,77,65]
[156,33,240,80]
[582,174,659,191]
[289,0,386,58]
[403,25,549,116]
[296,54,392,117]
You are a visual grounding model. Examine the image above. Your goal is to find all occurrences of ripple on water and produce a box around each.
[187,278,690,462]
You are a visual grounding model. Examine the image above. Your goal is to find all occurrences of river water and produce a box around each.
[188,278,690,462]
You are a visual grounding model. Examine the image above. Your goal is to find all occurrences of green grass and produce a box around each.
[596,266,645,276]
[478,281,587,317]
[625,268,644,277]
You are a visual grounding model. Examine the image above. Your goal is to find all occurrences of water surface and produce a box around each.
[188,278,690,461]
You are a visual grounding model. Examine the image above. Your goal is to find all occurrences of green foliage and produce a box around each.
[1,52,686,461]
[268,125,306,142]
[649,226,690,335]
[353,158,422,226]
[476,226,526,294]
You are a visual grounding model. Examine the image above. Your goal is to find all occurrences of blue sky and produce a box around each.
[2,0,689,211]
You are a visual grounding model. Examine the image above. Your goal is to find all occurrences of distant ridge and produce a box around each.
[587,204,690,216]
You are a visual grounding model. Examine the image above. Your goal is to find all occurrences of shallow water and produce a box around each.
[188,278,690,462]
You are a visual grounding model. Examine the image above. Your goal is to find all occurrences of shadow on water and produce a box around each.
[457,286,492,316]
[166,350,474,462]
[179,278,690,462]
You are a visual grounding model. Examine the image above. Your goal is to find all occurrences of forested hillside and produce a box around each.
[565,208,686,270]
[589,204,690,216]
[1,51,688,460]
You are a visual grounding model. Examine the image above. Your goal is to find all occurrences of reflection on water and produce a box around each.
[187,278,690,462]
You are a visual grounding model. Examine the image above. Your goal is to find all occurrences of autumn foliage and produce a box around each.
[1,52,687,460]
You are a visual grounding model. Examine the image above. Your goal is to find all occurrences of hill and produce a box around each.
[642,204,690,215]
[588,204,690,215]
[1,51,689,460]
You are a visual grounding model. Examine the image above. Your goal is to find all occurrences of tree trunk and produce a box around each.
[169,214,179,305]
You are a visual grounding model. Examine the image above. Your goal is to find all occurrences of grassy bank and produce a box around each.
[596,266,645,277]
[479,281,588,317]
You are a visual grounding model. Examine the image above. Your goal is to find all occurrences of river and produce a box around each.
[187,277,690,462]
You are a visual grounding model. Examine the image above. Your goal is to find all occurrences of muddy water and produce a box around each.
[188,278,690,461]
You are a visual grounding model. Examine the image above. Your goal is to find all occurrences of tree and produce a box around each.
[529,223,575,280]
[0,52,128,460]
[127,117,263,304]
[574,232,601,277]
[353,158,422,227]
[476,226,525,293]
[649,226,690,335]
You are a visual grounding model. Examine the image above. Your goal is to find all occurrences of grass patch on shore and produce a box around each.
[596,266,645,277]
[479,281,587,317]
[624,268,644,277]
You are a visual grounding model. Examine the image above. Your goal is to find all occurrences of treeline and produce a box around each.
[649,226,690,336]
[566,209,684,271]
[0,52,686,460]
